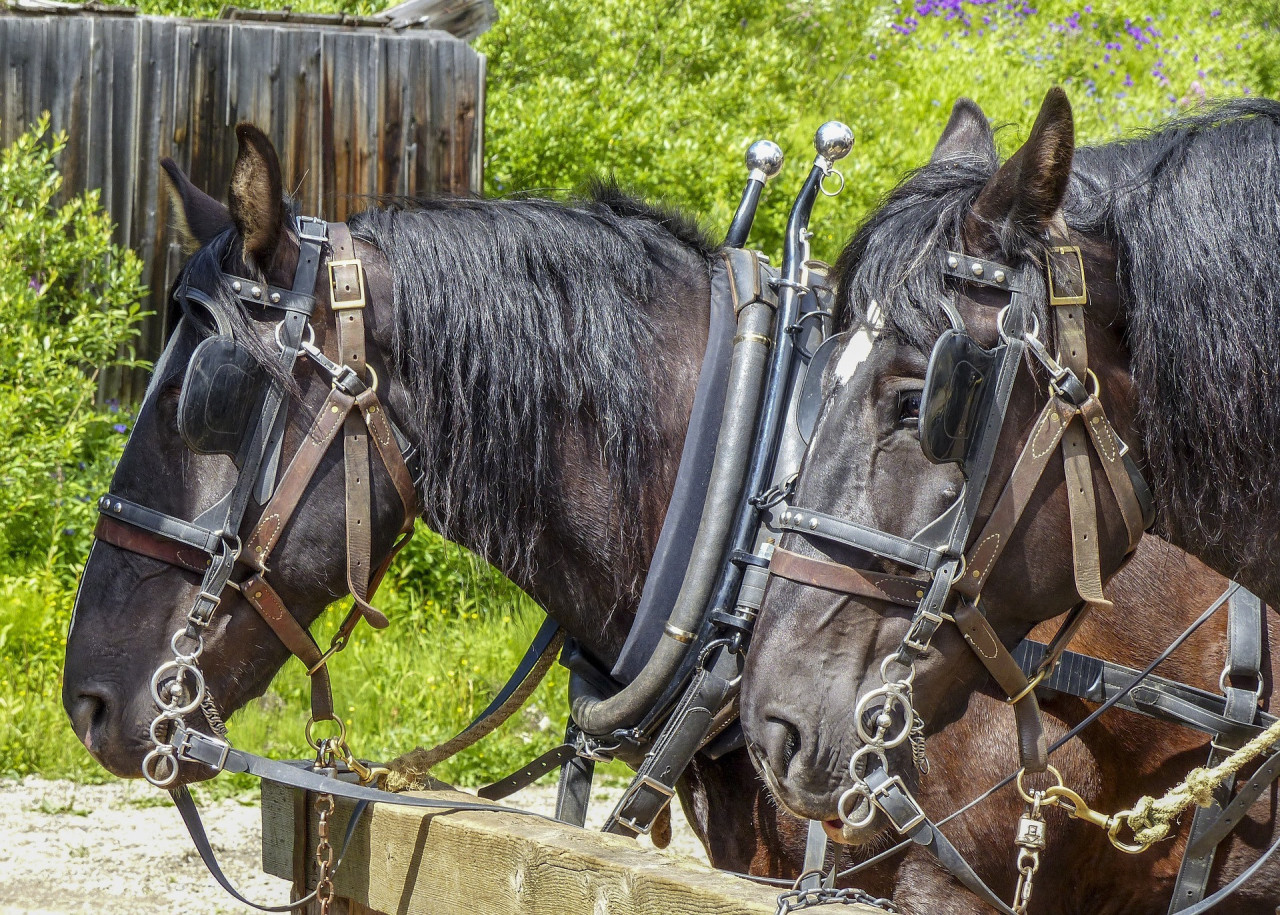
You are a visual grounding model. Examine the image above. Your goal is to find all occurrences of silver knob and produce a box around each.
[814,121,854,162]
[745,140,784,181]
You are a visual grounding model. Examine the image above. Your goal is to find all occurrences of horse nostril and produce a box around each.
[763,714,805,778]
[68,689,111,750]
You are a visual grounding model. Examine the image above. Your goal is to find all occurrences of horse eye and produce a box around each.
[897,391,922,427]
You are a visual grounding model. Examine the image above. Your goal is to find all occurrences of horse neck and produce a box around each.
[365,230,713,666]
[1070,117,1280,608]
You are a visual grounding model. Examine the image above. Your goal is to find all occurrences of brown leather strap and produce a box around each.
[951,600,1047,770]
[242,573,335,721]
[328,223,368,380]
[1062,417,1114,617]
[955,396,1076,598]
[244,386,354,571]
[1080,396,1146,550]
[343,410,387,629]
[356,388,418,531]
[769,547,924,607]
[93,515,211,573]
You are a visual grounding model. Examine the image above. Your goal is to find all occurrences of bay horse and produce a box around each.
[60,124,803,875]
[739,93,1280,908]
[835,538,1279,914]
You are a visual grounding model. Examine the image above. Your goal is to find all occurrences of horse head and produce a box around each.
[63,125,414,781]
[740,89,1147,836]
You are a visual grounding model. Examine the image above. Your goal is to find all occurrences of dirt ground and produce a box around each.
[0,775,708,914]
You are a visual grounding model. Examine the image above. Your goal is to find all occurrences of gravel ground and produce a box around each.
[0,775,708,914]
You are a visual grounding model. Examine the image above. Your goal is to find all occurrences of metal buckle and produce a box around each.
[902,608,944,655]
[174,728,232,772]
[870,774,926,833]
[297,216,329,244]
[328,259,366,310]
[1046,245,1088,306]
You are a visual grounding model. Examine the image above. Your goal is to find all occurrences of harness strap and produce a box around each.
[769,547,924,606]
[953,396,1075,599]
[93,514,211,574]
[244,386,354,571]
[952,601,1046,770]
[242,574,335,722]
[862,768,1020,915]
[1172,588,1265,910]
[356,388,419,530]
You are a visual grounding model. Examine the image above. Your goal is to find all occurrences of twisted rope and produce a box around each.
[1126,717,1280,847]
[383,629,565,793]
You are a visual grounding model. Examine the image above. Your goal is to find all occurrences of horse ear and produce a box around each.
[930,98,996,165]
[968,87,1075,247]
[161,158,231,249]
[229,123,286,267]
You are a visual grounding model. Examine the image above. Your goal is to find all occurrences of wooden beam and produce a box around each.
[261,781,871,915]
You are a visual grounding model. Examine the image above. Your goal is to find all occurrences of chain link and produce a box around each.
[315,793,336,915]
[776,886,899,914]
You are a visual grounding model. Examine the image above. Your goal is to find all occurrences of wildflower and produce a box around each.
[112,423,127,434]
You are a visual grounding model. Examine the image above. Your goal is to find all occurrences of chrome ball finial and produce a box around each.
[814,121,854,162]
[745,140,784,180]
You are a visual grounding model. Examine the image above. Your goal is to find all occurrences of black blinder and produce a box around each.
[919,329,1004,466]
[796,332,849,444]
[177,335,267,458]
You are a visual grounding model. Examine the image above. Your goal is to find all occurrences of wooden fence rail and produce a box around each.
[0,8,485,401]
[260,780,887,915]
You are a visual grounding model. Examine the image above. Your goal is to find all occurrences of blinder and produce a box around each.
[177,335,267,458]
[918,328,1005,467]
[796,332,848,443]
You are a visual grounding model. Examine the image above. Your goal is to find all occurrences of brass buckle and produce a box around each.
[328,259,366,310]
[1046,245,1087,306]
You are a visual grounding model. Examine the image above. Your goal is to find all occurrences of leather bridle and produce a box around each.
[92,216,421,786]
[764,225,1157,912]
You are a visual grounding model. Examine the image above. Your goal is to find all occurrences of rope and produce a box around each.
[383,630,565,793]
[1126,716,1280,847]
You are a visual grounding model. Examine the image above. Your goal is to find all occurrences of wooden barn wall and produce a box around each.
[0,13,485,402]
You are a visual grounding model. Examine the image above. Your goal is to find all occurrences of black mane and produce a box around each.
[350,184,716,574]
[833,99,1280,566]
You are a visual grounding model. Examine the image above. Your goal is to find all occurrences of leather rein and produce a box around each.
[93,216,421,786]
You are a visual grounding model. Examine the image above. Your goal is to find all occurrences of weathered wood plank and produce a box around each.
[0,11,484,399]
[260,781,827,915]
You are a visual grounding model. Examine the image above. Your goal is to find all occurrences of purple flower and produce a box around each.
[1123,73,1133,86]
[869,52,878,59]
[113,423,128,434]
[1210,9,1220,16]
[107,398,120,413]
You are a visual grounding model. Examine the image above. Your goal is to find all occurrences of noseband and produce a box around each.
[93,216,421,787]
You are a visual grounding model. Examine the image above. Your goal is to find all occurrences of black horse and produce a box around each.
[63,125,808,875]
[739,92,1280,908]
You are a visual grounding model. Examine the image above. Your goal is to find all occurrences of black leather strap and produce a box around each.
[171,785,367,912]
[1170,589,1264,912]
[174,726,557,820]
[777,508,945,572]
[476,744,578,801]
[604,646,741,836]
[864,768,1018,915]
[554,725,595,827]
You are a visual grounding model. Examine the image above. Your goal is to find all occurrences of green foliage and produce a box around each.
[0,117,145,778]
[6,0,1279,790]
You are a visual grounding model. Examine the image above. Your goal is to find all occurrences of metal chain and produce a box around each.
[315,793,336,915]
[909,712,929,775]
[1012,793,1048,914]
[776,887,900,914]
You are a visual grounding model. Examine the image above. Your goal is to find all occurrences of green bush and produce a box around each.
[0,116,145,777]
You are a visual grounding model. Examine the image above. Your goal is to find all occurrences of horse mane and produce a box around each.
[833,98,1280,569]
[350,182,717,575]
